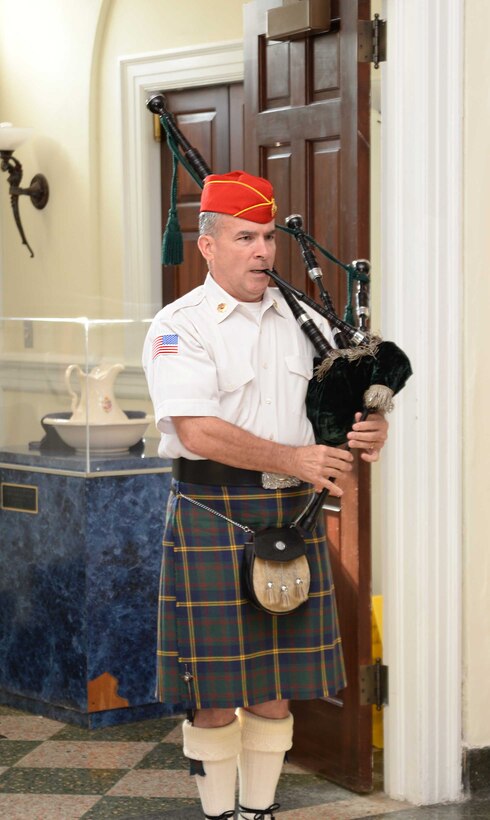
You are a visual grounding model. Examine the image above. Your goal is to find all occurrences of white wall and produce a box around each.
[0,0,106,317]
[462,0,490,749]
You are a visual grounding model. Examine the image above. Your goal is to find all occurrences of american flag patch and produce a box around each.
[152,333,179,359]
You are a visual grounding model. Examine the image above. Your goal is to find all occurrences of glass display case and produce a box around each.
[0,318,173,727]
[0,316,159,473]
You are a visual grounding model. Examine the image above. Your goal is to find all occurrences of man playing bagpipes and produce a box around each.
[142,171,389,820]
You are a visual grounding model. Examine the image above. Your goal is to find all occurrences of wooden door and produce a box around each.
[244,0,373,792]
[159,84,244,304]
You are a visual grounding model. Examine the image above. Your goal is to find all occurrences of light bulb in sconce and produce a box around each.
[0,122,49,258]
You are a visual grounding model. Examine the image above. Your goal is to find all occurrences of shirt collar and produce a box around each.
[204,272,288,323]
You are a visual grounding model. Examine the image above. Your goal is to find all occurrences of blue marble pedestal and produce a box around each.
[0,444,181,727]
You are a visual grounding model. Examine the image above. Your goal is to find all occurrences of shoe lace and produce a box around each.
[239,803,281,819]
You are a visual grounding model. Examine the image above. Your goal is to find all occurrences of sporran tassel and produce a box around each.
[280,583,290,609]
[264,562,282,605]
[294,577,308,602]
[265,580,275,605]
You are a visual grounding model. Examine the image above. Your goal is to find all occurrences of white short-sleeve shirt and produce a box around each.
[142,273,336,459]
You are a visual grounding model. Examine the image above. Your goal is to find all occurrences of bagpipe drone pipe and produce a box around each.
[146,92,413,531]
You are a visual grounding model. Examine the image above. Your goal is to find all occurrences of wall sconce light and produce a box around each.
[0,122,49,258]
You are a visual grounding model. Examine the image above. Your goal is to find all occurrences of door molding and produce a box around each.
[380,0,464,805]
[119,41,243,319]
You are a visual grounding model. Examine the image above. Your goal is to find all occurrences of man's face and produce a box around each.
[197,214,276,302]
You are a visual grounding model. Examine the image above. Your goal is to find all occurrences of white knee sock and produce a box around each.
[237,708,294,819]
[182,717,241,819]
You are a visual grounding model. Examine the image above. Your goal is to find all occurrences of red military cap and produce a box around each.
[200,170,277,223]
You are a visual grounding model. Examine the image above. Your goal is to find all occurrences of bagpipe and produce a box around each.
[146,93,413,530]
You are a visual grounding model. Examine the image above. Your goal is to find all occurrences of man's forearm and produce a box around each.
[172,416,298,475]
[171,415,360,494]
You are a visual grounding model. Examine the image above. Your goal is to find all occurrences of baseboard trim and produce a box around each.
[464,747,490,794]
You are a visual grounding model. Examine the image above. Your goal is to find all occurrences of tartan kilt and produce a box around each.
[156,479,346,709]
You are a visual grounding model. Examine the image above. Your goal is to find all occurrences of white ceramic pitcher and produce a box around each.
[65,363,128,425]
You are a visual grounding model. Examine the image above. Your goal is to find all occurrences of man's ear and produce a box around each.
[197,234,214,262]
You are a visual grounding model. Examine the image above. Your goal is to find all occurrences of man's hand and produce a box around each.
[290,444,354,496]
[292,411,389,493]
[346,412,389,462]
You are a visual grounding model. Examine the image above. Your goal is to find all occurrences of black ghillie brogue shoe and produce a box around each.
[238,803,280,819]
[204,811,235,819]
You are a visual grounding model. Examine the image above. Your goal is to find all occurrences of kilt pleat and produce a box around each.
[156,479,346,709]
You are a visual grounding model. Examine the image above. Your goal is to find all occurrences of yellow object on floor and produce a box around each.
[372,594,384,749]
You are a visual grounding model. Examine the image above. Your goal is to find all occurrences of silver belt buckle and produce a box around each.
[261,472,301,490]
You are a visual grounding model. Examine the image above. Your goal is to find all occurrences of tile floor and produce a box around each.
[0,705,489,819]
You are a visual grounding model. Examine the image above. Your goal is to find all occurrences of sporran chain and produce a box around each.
[177,492,253,533]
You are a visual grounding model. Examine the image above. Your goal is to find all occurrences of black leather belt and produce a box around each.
[172,457,264,486]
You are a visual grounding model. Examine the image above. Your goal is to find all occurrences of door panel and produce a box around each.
[244,0,373,793]
[159,84,244,304]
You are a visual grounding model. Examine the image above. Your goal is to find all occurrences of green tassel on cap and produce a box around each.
[162,152,184,266]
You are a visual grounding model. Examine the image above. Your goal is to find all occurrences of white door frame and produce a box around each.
[119,1,465,799]
[380,0,464,805]
[119,41,243,320]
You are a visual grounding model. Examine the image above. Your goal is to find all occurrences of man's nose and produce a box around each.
[254,236,268,256]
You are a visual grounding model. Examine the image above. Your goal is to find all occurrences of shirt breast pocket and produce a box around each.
[285,355,313,381]
[284,354,314,413]
[217,362,255,394]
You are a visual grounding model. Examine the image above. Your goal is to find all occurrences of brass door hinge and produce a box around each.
[360,658,389,710]
[358,13,387,69]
